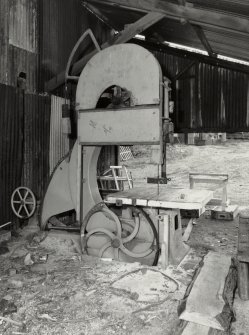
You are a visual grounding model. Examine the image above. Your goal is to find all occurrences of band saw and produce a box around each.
[40,43,213,267]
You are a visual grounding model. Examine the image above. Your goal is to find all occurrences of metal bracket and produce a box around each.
[65,29,101,82]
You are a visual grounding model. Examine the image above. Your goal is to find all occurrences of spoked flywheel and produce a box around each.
[11,187,36,219]
[81,203,160,265]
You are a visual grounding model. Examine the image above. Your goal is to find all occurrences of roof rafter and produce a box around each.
[192,25,217,57]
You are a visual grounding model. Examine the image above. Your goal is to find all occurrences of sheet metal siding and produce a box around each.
[0,0,38,92]
[199,64,249,132]
[50,96,70,174]
[23,93,51,199]
[149,48,249,132]
[0,84,23,224]
[39,0,112,92]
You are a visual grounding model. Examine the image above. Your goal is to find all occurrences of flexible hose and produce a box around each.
[133,207,160,266]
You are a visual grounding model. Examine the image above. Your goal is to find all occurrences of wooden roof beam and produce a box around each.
[192,25,217,57]
[88,0,249,35]
[82,2,118,31]
[45,11,164,92]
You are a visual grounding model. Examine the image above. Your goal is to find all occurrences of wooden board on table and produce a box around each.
[189,174,228,183]
[105,185,213,211]
[179,252,235,331]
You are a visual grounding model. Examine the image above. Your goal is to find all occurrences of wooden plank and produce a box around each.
[238,215,249,262]
[45,12,164,92]
[182,322,210,335]
[211,205,238,221]
[182,219,193,242]
[179,252,235,331]
[181,322,226,335]
[189,173,228,181]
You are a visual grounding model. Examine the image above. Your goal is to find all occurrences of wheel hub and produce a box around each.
[111,238,121,248]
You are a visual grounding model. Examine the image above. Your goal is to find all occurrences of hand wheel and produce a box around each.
[11,187,36,219]
[81,203,155,261]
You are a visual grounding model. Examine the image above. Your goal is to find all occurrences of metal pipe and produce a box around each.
[0,221,11,229]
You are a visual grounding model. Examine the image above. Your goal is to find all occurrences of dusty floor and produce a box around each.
[1,139,249,335]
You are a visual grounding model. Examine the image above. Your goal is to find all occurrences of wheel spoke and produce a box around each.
[23,205,30,216]
[98,242,112,258]
[17,205,23,215]
[86,228,116,240]
[122,216,140,243]
[103,207,122,238]
[23,190,29,200]
[13,201,21,204]
[17,189,23,201]
[114,248,119,260]
[24,201,34,205]
[119,244,153,258]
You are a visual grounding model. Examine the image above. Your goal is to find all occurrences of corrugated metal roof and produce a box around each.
[189,0,249,17]
[86,0,249,63]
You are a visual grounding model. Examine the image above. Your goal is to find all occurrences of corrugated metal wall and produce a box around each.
[0,84,23,224]
[38,0,112,93]
[50,96,70,174]
[148,46,249,132]
[0,83,50,224]
[0,0,38,92]
[199,64,249,131]
[23,93,51,199]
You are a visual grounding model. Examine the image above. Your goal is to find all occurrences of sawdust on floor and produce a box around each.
[1,139,249,334]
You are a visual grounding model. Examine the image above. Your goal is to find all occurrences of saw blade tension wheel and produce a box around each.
[11,187,36,219]
[81,203,160,265]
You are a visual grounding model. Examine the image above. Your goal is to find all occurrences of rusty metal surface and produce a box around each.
[9,0,37,52]
[0,84,23,224]
[23,93,51,200]
[50,95,70,174]
[0,0,38,92]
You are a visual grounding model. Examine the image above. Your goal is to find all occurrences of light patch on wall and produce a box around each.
[9,0,37,53]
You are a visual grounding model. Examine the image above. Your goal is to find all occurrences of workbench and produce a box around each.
[105,185,213,268]
[105,185,213,215]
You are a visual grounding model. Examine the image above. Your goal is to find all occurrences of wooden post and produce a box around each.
[238,262,249,300]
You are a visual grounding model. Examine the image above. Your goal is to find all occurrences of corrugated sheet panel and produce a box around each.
[50,96,70,174]
[0,0,38,92]
[0,0,10,86]
[144,44,249,132]
[0,84,23,224]
[189,0,249,17]
[9,0,37,52]
[98,147,118,175]
[199,64,249,132]
[23,93,51,199]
